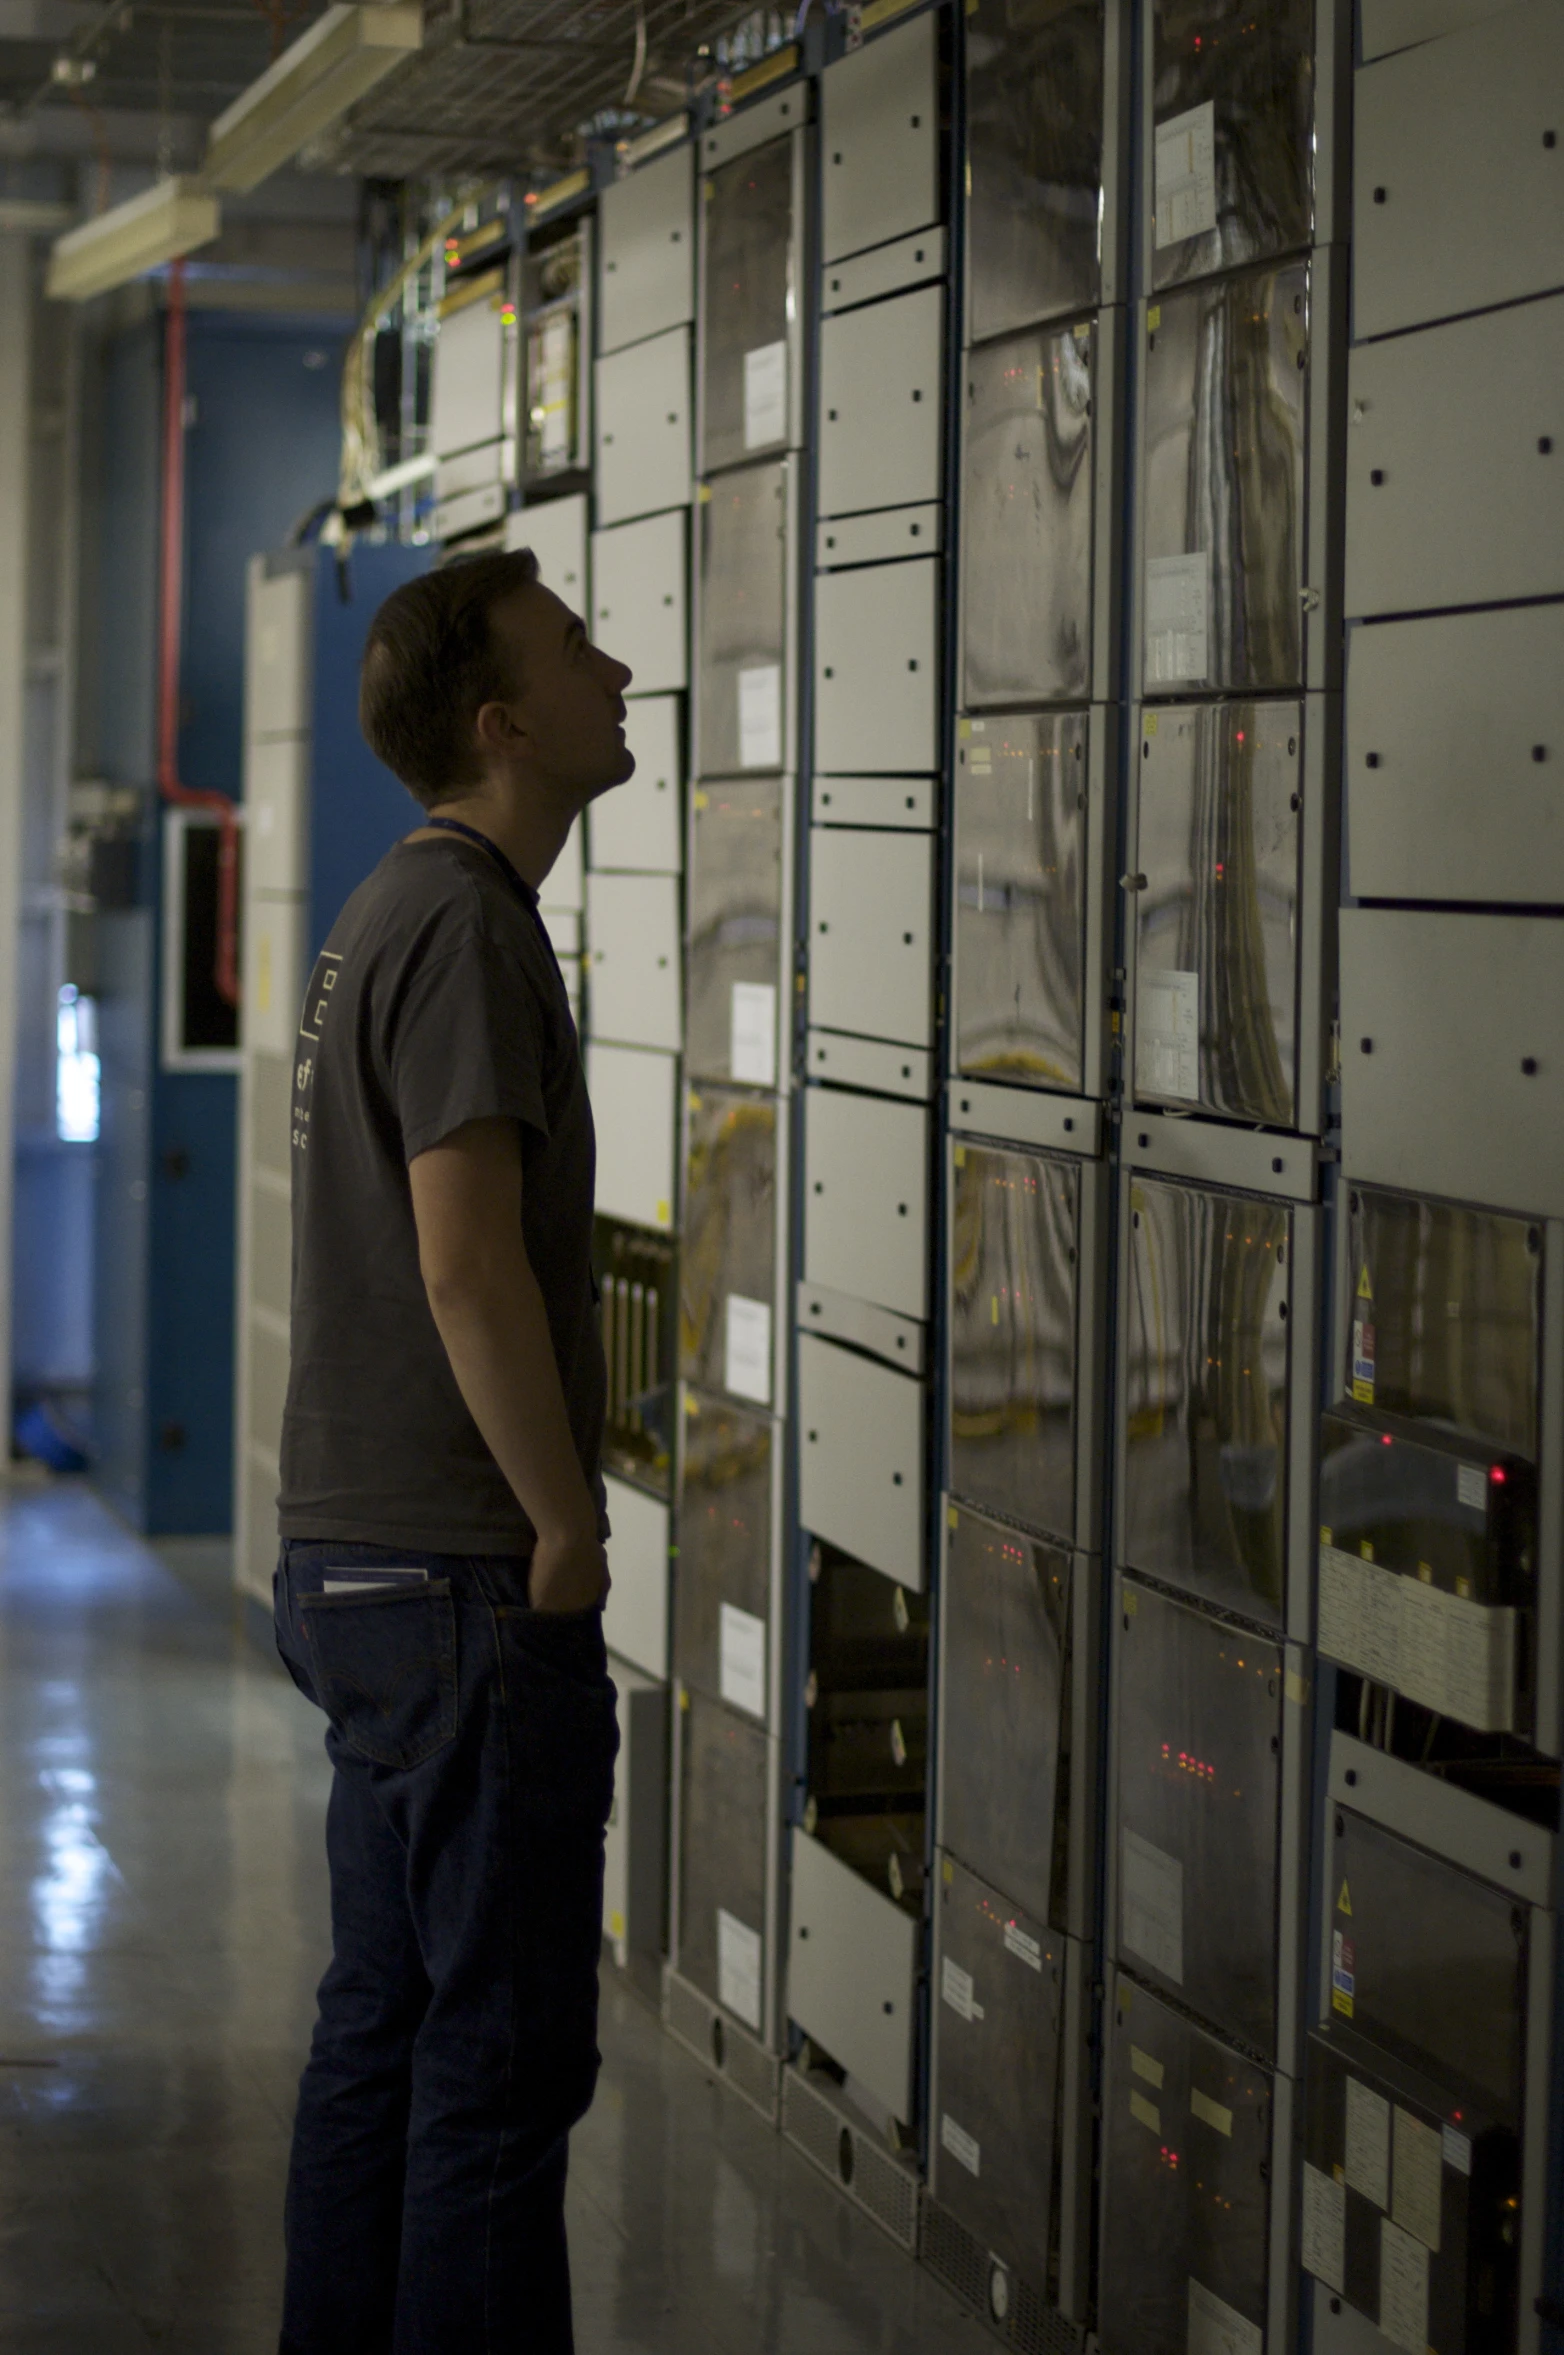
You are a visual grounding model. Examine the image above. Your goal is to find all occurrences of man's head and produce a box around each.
[360,548,634,814]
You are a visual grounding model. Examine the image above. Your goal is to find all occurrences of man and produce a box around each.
[272,547,634,2354]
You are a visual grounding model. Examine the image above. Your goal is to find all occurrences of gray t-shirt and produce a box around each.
[278,832,606,1551]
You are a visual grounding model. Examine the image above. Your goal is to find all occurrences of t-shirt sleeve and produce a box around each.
[387,925,550,1161]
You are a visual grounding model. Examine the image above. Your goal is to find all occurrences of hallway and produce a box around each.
[0,1480,988,2355]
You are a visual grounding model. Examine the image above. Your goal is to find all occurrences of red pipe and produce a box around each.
[157,257,241,1009]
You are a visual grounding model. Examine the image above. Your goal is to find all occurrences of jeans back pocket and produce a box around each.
[301,1581,458,1769]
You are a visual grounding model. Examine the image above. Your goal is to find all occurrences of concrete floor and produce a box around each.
[0,1476,990,2354]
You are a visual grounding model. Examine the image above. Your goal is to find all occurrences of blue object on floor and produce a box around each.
[13,1400,90,1473]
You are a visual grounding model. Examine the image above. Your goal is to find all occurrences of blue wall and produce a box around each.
[91,303,348,1534]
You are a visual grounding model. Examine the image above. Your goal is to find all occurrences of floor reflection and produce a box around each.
[0,1479,987,2353]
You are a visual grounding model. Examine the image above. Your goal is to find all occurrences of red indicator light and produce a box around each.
[1381,1433,1393,1446]
[1491,1466,1506,1485]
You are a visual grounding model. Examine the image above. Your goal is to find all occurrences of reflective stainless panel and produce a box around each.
[701,134,794,474]
[686,776,785,1085]
[677,1688,770,2014]
[1150,0,1314,290]
[1123,1176,1289,1626]
[1135,701,1301,1126]
[595,1217,677,1497]
[697,459,788,779]
[523,221,587,478]
[1330,1809,1526,2121]
[948,1142,1078,1543]
[931,1855,1064,2283]
[962,322,1093,707]
[1142,263,1307,696]
[1346,1188,1541,1461]
[953,709,1087,1092]
[675,1388,775,1708]
[679,1086,778,1399]
[1100,1978,1272,2355]
[966,0,1104,341]
[941,1502,1071,1925]
[1115,1579,1282,2056]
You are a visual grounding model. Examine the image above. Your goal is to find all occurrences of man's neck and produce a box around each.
[408,780,572,894]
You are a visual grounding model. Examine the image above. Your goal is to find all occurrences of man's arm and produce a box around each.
[408,1116,606,1612]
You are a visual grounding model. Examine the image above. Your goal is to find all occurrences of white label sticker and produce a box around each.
[940,1956,982,2022]
[1379,2218,1430,2355]
[716,1907,763,2029]
[1345,2076,1391,2210]
[1392,2106,1443,2253]
[737,662,781,770]
[940,2113,981,2177]
[1301,2162,1346,2293]
[730,981,777,1088]
[1155,100,1217,247]
[718,1602,767,1719]
[1122,1830,1184,1986]
[1004,1921,1044,1971]
[743,340,787,449]
[724,1293,773,1406]
[1319,1544,1514,1733]
[1187,2274,1262,2355]
[1457,1461,1487,1511]
[1145,552,1210,684]
[1443,2122,1472,2176]
[1138,967,1200,1102]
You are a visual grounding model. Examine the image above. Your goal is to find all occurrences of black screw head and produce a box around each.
[1360,1037,1373,1054]
[1542,437,1555,455]
[1546,129,1557,147]
[1533,744,1547,762]
[1373,185,1387,203]
[1370,467,1386,485]
[1522,1056,1539,1075]
[1366,751,1380,767]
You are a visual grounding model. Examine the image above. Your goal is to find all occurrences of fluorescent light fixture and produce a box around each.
[46,177,221,301]
[205,3,423,193]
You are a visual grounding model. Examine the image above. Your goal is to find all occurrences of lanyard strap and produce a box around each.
[420,815,569,997]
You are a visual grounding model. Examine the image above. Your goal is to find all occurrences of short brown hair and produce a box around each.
[359,546,540,807]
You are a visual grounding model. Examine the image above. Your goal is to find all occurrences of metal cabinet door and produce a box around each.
[246,893,305,1057]
[1346,294,1564,618]
[589,695,683,874]
[808,827,934,1048]
[1340,908,1564,1217]
[510,490,587,606]
[1142,262,1308,694]
[787,1827,917,2121]
[697,459,790,778]
[1121,1175,1291,1629]
[1114,1579,1284,2060]
[600,141,694,354]
[1354,1,1564,340]
[587,1042,678,1232]
[701,131,797,473]
[1361,0,1514,55]
[676,1689,771,2028]
[953,708,1088,1091]
[602,1474,671,1681]
[680,1086,783,1408]
[1133,701,1302,1127]
[798,1332,924,1584]
[595,326,691,526]
[592,510,688,691]
[817,285,944,519]
[687,775,787,1086]
[963,321,1093,707]
[1346,605,1564,905]
[676,1391,777,1721]
[814,557,939,774]
[1149,0,1316,289]
[804,1086,930,1322]
[244,736,308,897]
[821,9,939,264]
[585,871,681,1051]
[966,0,1104,343]
[431,288,507,457]
[244,561,310,742]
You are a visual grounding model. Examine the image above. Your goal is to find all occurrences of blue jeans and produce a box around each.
[274,1540,619,2355]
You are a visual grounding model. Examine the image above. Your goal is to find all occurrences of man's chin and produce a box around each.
[582,749,636,803]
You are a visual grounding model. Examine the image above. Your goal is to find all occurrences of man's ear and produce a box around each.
[473,697,527,759]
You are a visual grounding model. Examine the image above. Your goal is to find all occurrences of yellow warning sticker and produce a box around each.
[1357,1264,1374,1300]
[943,1855,955,1883]
[608,1908,626,1942]
[1129,2091,1161,2135]
[1130,2046,1164,2091]
[954,1144,966,1168]
[1144,713,1158,737]
[1351,1379,1375,1405]
[1338,1881,1352,1917]
[1147,305,1161,334]
[1285,1670,1310,1707]
[958,718,972,740]
[948,1504,960,1530]
[1191,2088,1233,2138]
[991,1295,1000,1324]
[656,1199,671,1226]
[1332,1986,1354,2019]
